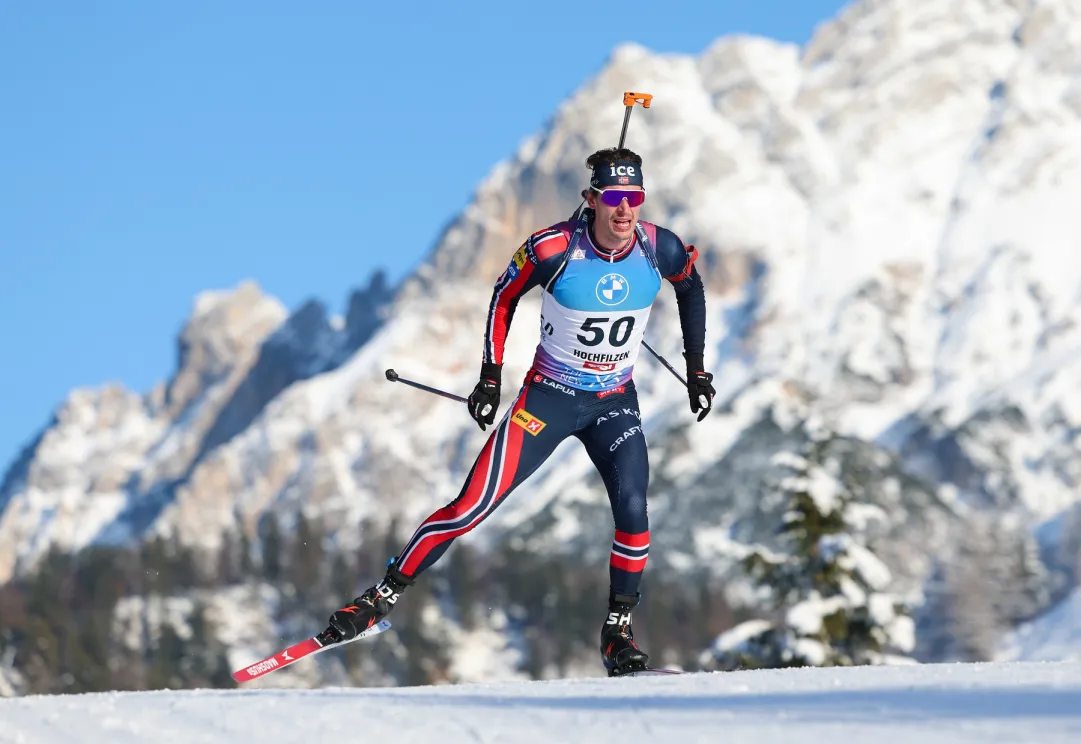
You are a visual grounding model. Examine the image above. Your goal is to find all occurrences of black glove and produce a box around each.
[684,352,716,422]
[468,362,502,431]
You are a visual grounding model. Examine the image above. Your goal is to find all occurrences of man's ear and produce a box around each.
[585,189,597,209]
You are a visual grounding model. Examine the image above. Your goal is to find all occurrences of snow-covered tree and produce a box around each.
[917,511,1052,661]
[703,426,915,670]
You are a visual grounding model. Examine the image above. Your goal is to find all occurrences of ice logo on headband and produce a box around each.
[592,160,643,188]
[610,164,634,185]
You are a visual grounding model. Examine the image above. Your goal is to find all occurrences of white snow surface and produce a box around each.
[3,662,1081,744]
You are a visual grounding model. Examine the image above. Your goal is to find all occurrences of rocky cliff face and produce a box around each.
[3,0,1081,674]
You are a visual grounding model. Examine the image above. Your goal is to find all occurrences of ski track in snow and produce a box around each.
[3,662,1081,744]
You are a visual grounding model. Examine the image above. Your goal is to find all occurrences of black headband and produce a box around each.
[590,160,644,189]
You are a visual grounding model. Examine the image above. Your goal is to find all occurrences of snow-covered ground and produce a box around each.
[2,662,1080,744]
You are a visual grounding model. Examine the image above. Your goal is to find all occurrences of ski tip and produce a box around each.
[358,618,393,635]
[230,620,392,685]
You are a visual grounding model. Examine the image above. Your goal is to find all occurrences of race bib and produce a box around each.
[532,236,662,389]
[540,301,654,374]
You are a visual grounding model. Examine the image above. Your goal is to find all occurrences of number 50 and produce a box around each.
[577,316,635,347]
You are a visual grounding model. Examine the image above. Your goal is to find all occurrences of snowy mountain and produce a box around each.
[4,0,1081,687]
[3,662,1081,743]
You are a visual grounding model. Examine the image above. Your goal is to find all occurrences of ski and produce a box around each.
[608,662,682,678]
[621,668,682,678]
[231,620,392,684]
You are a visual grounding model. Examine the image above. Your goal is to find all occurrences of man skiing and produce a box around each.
[326,147,714,676]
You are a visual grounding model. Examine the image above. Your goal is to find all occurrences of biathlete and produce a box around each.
[326,147,714,676]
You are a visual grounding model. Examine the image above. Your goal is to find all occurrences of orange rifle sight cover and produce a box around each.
[623,92,653,108]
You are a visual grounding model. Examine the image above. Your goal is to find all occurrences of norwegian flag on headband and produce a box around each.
[618,176,629,185]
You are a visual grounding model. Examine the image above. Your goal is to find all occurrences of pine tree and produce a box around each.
[447,543,479,631]
[238,528,255,579]
[216,530,240,586]
[706,425,915,670]
[147,624,186,690]
[184,601,235,689]
[260,512,284,583]
[290,513,326,601]
[918,511,1051,661]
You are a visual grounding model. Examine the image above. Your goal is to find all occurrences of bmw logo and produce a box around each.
[596,273,630,306]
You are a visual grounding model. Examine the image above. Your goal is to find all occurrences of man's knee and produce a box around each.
[613,489,649,534]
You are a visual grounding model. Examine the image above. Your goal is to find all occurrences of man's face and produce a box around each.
[587,186,644,247]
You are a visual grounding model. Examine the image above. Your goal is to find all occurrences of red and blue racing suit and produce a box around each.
[394,210,706,597]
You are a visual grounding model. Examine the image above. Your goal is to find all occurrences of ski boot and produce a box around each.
[600,591,649,676]
[322,562,414,644]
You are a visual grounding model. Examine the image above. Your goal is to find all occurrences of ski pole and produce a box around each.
[385,369,469,404]
[615,91,687,390]
[642,341,687,387]
[618,92,652,149]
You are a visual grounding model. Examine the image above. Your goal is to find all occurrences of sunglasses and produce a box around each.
[592,187,646,208]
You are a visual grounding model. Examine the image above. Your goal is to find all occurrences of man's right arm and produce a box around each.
[468,228,568,431]
[482,227,569,368]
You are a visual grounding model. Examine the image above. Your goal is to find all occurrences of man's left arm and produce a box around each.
[655,227,715,421]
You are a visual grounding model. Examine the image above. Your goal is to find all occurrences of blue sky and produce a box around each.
[0,0,851,470]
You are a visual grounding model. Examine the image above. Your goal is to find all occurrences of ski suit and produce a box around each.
[394,209,706,596]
